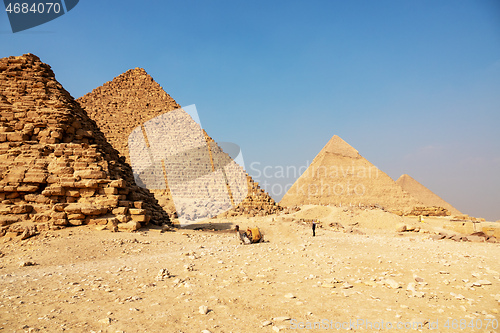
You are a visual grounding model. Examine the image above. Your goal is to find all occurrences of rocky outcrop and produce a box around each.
[408,206,450,217]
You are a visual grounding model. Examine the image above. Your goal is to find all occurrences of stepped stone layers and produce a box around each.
[77,68,280,219]
[77,68,180,163]
[0,54,169,236]
[280,135,423,213]
[396,174,461,216]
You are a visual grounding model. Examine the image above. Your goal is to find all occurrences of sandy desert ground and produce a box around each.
[0,207,499,333]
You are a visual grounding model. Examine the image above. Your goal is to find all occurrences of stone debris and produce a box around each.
[453,214,486,222]
[199,305,209,315]
[20,225,37,240]
[408,206,451,217]
[395,223,407,232]
[155,268,171,281]
[341,282,353,289]
[450,292,465,300]
[471,280,492,287]
[19,261,36,267]
[429,231,497,243]
[284,293,295,299]
[395,223,420,233]
[161,224,173,232]
[413,275,424,282]
[98,318,111,325]
[406,282,425,297]
[383,279,401,289]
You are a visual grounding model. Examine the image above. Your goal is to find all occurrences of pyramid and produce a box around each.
[0,54,169,237]
[280,135,423,213]
[77,69,280,219]
[396,174,461,215]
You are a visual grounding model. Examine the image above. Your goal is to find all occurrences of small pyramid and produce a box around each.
[280,135,422,213]
[396,174,461,215]
[0,54,169,235]
[77,69,280,219]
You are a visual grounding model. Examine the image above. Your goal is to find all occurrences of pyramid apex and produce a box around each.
[20,53,41,61]
[117,67,151,80]
[128,67,148,74]
[321,135,359,158]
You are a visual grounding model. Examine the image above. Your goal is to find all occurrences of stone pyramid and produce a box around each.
[77,69,280,219]
[0,54,169,237]
[396,174,461,215]
[280,135,422,213]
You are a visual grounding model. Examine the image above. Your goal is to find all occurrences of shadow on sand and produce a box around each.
[143,221,237,233]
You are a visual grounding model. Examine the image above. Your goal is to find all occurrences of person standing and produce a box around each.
[312,221,317,237]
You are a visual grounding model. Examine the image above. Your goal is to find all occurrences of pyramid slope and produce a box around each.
[77,70,280,218]
[280,135,423,212]
[396,174,461,215]
[0,54,169,234]
[78,68,180,163]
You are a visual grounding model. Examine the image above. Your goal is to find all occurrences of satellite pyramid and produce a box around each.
[77,69,280,220]
[396,174,461,215]
[0,54,169,236]
[280,135,422,213]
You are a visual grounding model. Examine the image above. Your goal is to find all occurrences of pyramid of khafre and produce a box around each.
[280,135,423,213]
[77,69,280,218]
[0,54,169,236]
[396,174,461,215]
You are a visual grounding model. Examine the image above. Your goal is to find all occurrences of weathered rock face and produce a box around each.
[0,54,169,236]
[280,135,423,214]
[77,69,281,219]
[408,206,450,217]
[396,174,461,216]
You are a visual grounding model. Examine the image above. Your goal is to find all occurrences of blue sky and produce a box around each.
[1,1,499,220]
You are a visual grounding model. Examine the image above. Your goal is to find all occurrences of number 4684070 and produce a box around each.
[5,2,61,14]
